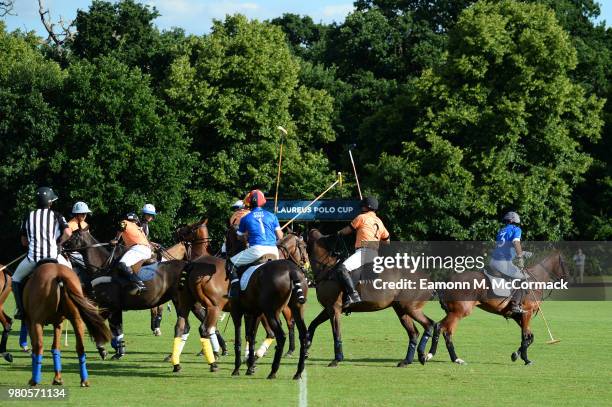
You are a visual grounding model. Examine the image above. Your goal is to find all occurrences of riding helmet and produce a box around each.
[72,201,92,214]
[360,196,379,211]
[126,212,140,223]
[36,187,58,208]
[249,190,267,208]
[142,203,156,216]
[503,211,520,224]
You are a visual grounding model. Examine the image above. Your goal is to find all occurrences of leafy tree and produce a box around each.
[368,0,604,240]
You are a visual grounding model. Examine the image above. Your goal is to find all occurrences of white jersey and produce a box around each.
[22,208,68,262]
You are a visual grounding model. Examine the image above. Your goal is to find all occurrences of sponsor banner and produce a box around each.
[264,199,360,221]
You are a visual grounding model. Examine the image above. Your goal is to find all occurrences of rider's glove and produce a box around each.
[522,251,533,259]
[517,256,525,269]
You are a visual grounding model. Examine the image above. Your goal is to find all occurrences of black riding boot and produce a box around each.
[510,289,524,315]
[337,265,361,308]
[119,263,146,294]
[12,281,24,320]
[226,261,239,299]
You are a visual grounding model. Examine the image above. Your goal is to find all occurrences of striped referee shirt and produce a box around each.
[21,209,69,262]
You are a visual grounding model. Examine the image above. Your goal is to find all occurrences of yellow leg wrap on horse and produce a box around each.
[256,337,275,358]
[200,338,215,365]
[171,337,182,365]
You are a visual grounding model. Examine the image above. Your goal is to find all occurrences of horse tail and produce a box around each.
[61,270,111,344]
[436,289,449,313]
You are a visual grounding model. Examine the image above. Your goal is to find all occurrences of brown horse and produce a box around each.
[0,266,14,363]
[306,229,436,367]
[169,230,308,375]
[23,262,111,386]
[428,251,568,365]
[149,219,212,337]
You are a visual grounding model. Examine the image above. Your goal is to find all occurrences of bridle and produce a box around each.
[278,234,308,268]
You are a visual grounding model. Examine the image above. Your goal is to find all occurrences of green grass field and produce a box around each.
[1,296,611,406]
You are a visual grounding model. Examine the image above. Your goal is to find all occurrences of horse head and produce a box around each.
[306,229,338,277]
[278,232,309,268]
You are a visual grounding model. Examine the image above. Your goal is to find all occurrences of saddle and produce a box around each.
[235,254,277,276]
[35,258,59,267]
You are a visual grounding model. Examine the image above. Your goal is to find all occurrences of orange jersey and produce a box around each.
[68,218,88,231]
[351,211,390,248]
[120,221,149,247]
[229,209,250,227]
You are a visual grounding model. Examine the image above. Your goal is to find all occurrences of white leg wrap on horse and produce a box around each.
[178,333,189,354]
[256,338,274,358]
[210,332,220,353]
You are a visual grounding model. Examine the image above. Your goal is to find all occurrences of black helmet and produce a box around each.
[36,187,58,208]
[125,212,140,223]
[361,196,379,211]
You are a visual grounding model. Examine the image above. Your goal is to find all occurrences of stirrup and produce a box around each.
[342,292,361,308]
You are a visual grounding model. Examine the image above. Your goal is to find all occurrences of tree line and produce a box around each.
[0,0,610,259]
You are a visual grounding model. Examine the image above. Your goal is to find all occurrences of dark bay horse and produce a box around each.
[149,219,213,337]
[64,229,191,359]
[23,262,111,386]
[0,266,13,363]
[428,251,567,365]
[306,229,436,367]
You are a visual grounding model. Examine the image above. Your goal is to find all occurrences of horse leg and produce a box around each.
[392,304,419,367]
[512,314,534,365]
[328,307,344,367]
[216,329,228,356]
[169,303,190,372]
[0,311,13,363]
[231,309,243,376]
[290,303,308,380]
[264,311,285,380]
[255,315,275,360]
[306,308,329,356]
[51,323,63,385]
[245,314,257,375]
[406,306,436,365]
[427,322,442,360]
[439,312,465,364]
[109,312,125,360]
[151,306,163,336]
[71,317,90,387]
[19,321,29,352]
[282,307,295,357]
[95,310,109,360]
[28,322,43,386]
[198,307,220,372]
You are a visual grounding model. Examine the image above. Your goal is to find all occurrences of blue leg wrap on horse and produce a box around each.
[51,349,61,372]
[78,354,88,381]
[418,333,431,354]
[19,324,28,348]
[111,337,118,350]
[31,354,43,384]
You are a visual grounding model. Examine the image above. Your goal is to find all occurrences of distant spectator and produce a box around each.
[573,249,586,283]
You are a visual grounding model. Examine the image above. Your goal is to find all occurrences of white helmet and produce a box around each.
[503,211,520,224]
[231,200,244,210]
[142,203,157,216]
[72,201,92,214]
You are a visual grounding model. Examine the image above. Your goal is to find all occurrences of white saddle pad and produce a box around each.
[484,270,511,297]
[240,263,264,291]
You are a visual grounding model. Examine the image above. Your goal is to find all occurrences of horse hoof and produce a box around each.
[213,351,220,361]
[163,354,172,363]
[22,347,31,354]
[418,354,426,365]
[210,363,219,373]
[197,350,204,357]
[284,350,294,358]
[293,373,302,380]
[111,353,124,360]
[3,353,13,363]
[246,366,255,376]
[28,379,38,387]
[153,328,162,336]
[267,372,277,380]
[454,358,466,365]
[511,352,519,362]
[524,360,533,366]
[81,380,90,387]
[97,348,108,361]
[328,360,339,367]
[173,364,181,373]
[52,378,63,386]
[397,360,410,368]
[426,353,433,361]
[222,350,229,356]
[231,369,240,376]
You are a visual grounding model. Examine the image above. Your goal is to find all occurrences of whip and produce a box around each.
[0,253,26,272]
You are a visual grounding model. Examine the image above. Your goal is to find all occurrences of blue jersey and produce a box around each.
[492,224,522,260]
[237,207,280,247]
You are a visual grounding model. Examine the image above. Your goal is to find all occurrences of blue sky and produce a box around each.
[2,0,611,36]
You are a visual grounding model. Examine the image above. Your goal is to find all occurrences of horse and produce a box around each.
[225,227,301,358]
[148,218,213,337]
[22,261,111,386]
[228,235,309,379]
[427,251,568,365]
[0,266,14,363]
[306,229,436,367]
[64,228,192,359]
[169,229,308,376]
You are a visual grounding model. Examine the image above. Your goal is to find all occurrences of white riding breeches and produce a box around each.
[120,245,152,267]
[342,248,377,272]
[13,254,73,283]
[230,245,279,266]
[489,258,524,279]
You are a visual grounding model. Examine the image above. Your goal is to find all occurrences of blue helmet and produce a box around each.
[142,204,156,216]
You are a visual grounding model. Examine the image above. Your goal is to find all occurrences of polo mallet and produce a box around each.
[348,144,362,200]
[274,126,287,213]
[64,320,69,346]
[524,269,560,344]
